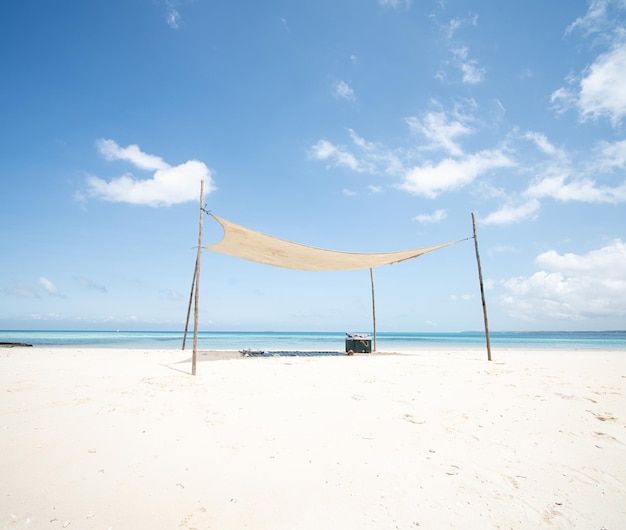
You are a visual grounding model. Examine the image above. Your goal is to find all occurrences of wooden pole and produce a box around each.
[370,268,377,352]
[192,181,205,375]
[471,212,492,361]
[181,254,197,350]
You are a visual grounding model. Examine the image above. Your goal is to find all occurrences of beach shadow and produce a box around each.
[176,351,242,364]
[159,363,192,375]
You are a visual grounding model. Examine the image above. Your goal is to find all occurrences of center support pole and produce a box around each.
[370,267,377,352]
[191,181,205,375]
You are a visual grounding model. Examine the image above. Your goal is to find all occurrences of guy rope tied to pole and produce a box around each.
[472,212,492,361]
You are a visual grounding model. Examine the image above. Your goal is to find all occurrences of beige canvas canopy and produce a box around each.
[185,185,491,376]
[203,214,466,272]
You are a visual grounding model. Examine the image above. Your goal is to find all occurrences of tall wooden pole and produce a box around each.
[370,268,377,352]
[181,255,197,350]
[472,212,492,361]
[192,181,205,375]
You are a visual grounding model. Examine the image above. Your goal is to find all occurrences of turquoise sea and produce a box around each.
[1,330,625,351]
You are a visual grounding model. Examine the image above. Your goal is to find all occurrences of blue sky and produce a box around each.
[1,0,625,332]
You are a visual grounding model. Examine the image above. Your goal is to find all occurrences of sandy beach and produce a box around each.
[1,346,625,529]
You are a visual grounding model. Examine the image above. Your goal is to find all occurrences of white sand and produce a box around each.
[1,347,625,529]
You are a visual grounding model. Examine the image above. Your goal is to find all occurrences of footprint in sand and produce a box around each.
[402,413,426,425]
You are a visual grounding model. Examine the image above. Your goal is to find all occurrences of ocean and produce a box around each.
[1,330,625,351]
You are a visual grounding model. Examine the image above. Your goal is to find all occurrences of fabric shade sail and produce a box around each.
[203,214,466,272]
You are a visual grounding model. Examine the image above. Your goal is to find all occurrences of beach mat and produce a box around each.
[240,350,345,357]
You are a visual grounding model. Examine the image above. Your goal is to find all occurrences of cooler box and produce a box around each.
[345,333,372,353]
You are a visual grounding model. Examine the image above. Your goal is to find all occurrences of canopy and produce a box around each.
[203,214,466,272]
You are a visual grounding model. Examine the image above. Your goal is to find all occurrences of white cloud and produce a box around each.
[412,209,448,224]
[378,0,411,8]
[523,131,558,156]
[368,185,383,193]
[347,130,404,174]
[309,131,403,176]
[161,289,183,301]
[450,293,473,301]
[578,42,626,124]
[1,281,39,298]
[480,199,540,226]
[479,134,626,221]
[28,312,65,321]
[525,173,626,203]
[595,139,626,170]
[446,14,478,39]
[96,139,169,171]
[446,18,463,39]
[39,277,64,297]
[518,68,534,80]
[311,116,518,201]
[550,87,577,115]
[434,69,447,83]
[500,239,626,321]
[166,8,181,29]
[342,188,357,196]
[162,0,182,29]
[85,139,216,207]
[309,139,360,172]
[536,240,626,275]
[448,41,485,85]
[553,3,626,127]
[398,149,514,198]
[438,15,484,84]
[76,277,107,293]
[406,111,472,156]
[566,0,611,37]
[333,80,356,102]
[459,58,485,84]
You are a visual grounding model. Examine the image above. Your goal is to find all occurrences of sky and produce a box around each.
[1,0,625,333]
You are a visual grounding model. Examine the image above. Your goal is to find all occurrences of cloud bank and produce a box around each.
[83,140,216,207]
[500,240,626,322]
